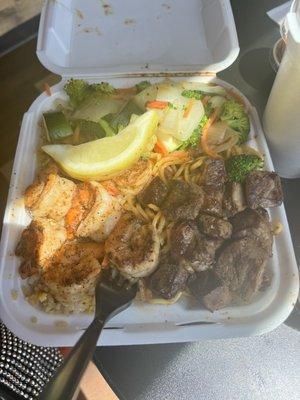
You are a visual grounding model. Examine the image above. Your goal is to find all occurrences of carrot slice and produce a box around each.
[146,100,169,110]
[200,107,222,159]
[154,140,168,155]
[183,99,195,118]
[43,83,52,96]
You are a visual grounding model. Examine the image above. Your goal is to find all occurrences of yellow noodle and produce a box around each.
[190,157,205,171]
[147,203,160,212]
[173,163,186,179]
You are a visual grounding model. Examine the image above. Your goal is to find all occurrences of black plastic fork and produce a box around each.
[39,274,137,400]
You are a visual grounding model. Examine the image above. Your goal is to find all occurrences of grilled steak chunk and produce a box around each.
[230,208,273,256]
[203,285,232,311]
[197,214,232,239]
[200,185,224,217]
[188,270,232,311]
[215,237,268,301]
[170,221,223,272]
[150,263,189,299]
[245,171,283,209]
[201,158,227,187]
[162,180,204,220]
[188,236,223,272]
[223,181,246,217]
[137,176,169,207]
[170,220,200,259]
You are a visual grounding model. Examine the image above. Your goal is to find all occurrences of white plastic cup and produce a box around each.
[263,5,300,178]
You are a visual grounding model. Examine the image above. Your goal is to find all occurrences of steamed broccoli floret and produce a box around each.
[226,154,264,182]
[181,90,203,100]
[220,100,250,143]
[90,82,115,95]
[64,79,89,107]
[180,115,208,149]
[64,80,115,108]
[135,80,151,93]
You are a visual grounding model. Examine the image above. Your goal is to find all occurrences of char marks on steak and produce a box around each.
[197,214,232,239]
[200,185,224,217]
[162,180,204,220]
[245,171,283,209]
[137,176,169,207]
[188,270,232,311]
[230,208,273,256]
[201,158,227,187]
[215,237,269,302]
[150,263,189,299]
[170,220,223,272]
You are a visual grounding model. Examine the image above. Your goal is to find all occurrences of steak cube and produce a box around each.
[150,263,189,300]
[197,214,232,239]
[245,171,283,209]
[137,176,168,207]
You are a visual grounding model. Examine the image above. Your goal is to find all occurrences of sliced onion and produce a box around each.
[206,121,228,144]
[206,123,240,153]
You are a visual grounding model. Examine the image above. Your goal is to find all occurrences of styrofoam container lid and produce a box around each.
[37,0,239,77]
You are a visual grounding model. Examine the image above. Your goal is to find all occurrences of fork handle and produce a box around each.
[39,318,104,400]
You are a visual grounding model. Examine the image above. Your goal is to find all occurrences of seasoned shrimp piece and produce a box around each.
[105,213,160,279]
[65,182,95,238]
[16,218,67,278]
[25,169,76,221]
[76,182,122,242]
[43,241,104,312]
[49,241,104,265]
[44,256,101,313]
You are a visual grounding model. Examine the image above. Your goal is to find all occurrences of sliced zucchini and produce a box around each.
[72,95,125,122]
[134,84,159,110]
[109,100,143,131]
[99,118,116,137]
[74,120,107,140]
[182,82,227,96]
[43,111,73,142]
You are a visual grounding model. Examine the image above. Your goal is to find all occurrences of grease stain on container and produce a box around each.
[75,9,84,19]
[162,3,171,10]
[81,26,102,35]
[30,316,38,324]
[54,320,69,329]
[11,289,18,300]
[100,0,113,16]
[124,18,136,26]
[83,27,93,33]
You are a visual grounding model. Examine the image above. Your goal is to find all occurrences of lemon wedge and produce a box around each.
[42,110,158,181]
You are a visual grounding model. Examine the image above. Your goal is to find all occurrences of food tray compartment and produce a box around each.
[0,75,298,346]
[37,0,239,76]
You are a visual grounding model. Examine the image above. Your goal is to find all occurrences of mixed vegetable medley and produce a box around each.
[42,79,263,182]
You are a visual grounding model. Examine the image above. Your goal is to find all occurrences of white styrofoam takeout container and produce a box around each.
[0,0,298,346]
